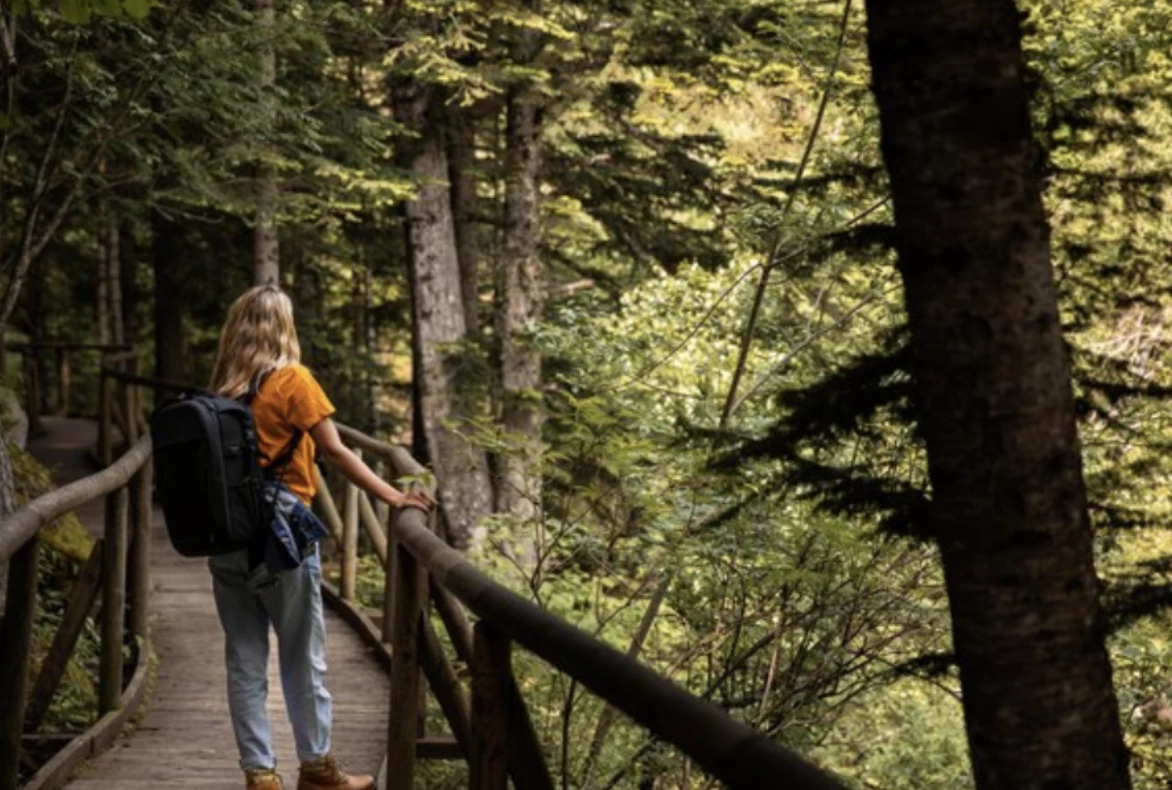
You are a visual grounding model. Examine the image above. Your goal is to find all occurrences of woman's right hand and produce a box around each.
[391,488,437,512]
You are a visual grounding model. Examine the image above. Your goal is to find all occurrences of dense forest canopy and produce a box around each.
[6,0,1172,787]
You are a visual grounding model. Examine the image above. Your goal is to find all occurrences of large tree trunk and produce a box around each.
[253,0,279,285]
[448,110,480,334]
[862,3,1130,789]
[96,232,110,346]
[494,93,544,523]
[152,213,185,402]
[106,216,125,346]
[396,85,494,548]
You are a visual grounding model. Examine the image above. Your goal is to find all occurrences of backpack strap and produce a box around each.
[265,429,303,480]
[241,366,309,482]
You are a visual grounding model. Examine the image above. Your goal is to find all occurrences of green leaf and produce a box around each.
[58,0,91,24]
[122,0,153,19]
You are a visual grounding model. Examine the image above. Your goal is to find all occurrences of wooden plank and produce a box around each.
[416,736,462,761]
[341,463,359,601]
[127,461,151,645]
[432,579,558,790]
[382,529,397,644]
[97,372,113,467]
[56,349,70,416]
[420,618,471,757]
[99,488,129,715]
[389,504,851,790]
[431,583,474,665]
[25,542,105,732]
[358,491,388,565]
[121,374,139,444]
[23,419,389,790]
[470,622,510,790]
[27,351,44,436]
[0,538,40,790]
[23,640,152,790]
[313,466,344,544]
[386,528,426,789]
[0,433,151,564]
[320,581,391,672]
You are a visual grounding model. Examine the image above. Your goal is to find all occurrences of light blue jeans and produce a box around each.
[208,546,332,771]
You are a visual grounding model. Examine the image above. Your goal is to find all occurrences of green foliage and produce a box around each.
[14,0,1172,785]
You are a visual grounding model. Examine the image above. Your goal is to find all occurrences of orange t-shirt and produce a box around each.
[251,365,336,504]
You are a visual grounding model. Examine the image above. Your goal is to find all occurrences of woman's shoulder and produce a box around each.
[265,364,321,395]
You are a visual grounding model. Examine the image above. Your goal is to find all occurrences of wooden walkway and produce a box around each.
[29,418,390,789]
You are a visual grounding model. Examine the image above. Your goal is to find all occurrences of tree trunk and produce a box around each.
[862,3,1130,789]
[120,219,140,344]
[152,212,185,401]
[107,216,125,346]
[449,110,480,334]
[396,84,494,548]
[253,0,279,285]
[494,92,544,523]
[97,230,110,346]
[362,265,377,434]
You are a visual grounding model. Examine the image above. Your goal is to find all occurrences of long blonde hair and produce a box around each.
[210,285,302,399]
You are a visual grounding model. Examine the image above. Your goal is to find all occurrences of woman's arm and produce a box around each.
[309,418,435,511]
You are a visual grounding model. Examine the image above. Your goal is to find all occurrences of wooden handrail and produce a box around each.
[99,367,189,393]
[331,423,849,789]
[0,415,152,790]
[386,493,846,789]
[43,377,851,789]
[10,341,133,352]
[0,434,151,564]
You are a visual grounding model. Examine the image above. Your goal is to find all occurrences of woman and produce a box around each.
[208,285,433,790]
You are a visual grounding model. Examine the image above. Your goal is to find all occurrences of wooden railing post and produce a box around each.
[25,541,104,732]
[55,348,68,415]
[382,530,397,645]
[23,350,44,437]
[431,583,554,790]
[99,487,129,714]
[312,467,344,545]
[121,359,139,443]
[386,514,426,788]
[470,622,511,790]
[97,368,113,466]
[341,455,359,601]
[128,459,152,645]
[0,537,40,790]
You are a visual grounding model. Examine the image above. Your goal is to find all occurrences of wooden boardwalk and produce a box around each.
[30,418,390,789]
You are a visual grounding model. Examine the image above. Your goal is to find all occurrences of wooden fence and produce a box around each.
[8,342,134,438]
[0,366,852,790]
[0,434,152,790]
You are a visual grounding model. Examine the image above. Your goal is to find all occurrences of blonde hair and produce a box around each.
[210,285,302,399]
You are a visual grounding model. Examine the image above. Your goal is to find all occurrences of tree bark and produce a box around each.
[449,109,481,334]
[396,84,494,548]
[494,92,544,523]
[253,0,279,285]
[862,3,1130,789]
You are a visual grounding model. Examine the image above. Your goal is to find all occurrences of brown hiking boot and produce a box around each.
[245,768,284,790]
[296,755,374,790]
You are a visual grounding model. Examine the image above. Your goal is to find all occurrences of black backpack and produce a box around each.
[150,386,299,558]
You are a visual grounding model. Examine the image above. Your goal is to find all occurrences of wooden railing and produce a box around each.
[0,434,153,790]
[0,367,852,790]
[8,342,134,438]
